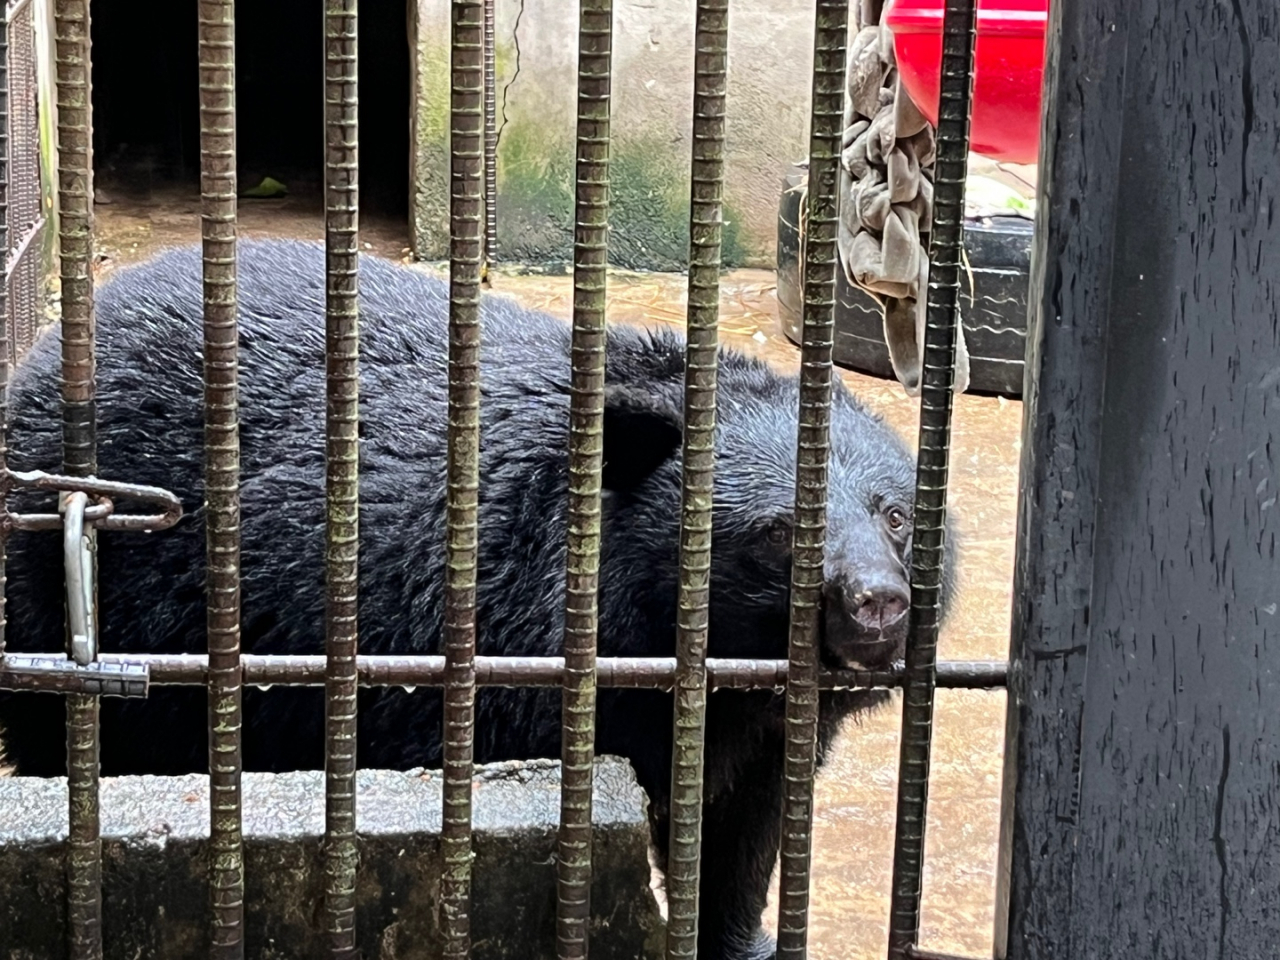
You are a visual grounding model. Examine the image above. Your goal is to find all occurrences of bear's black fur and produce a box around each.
[0,240,953,960]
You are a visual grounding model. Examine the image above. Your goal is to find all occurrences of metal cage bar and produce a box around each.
[774,2,849,956]
[663,1,728,957]
[0,1,1011,954]
[53,2,101,956]
[886,0,977,956]
[443,1,485,955]
[555,0,613,955]
[322,1,361,955]
[29,653,1006,691]
[197,1,245,955]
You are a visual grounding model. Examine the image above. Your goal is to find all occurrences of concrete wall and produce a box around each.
[0,759,665,959]
[411,0,817,271]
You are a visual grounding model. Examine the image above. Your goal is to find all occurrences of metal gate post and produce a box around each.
[994,0,1280,957]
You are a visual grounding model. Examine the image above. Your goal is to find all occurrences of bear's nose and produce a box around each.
[851,587,910,633]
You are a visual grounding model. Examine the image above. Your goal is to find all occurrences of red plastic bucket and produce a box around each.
[884,0,1049,164]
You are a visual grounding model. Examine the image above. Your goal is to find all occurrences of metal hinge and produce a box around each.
[0,468,183,698]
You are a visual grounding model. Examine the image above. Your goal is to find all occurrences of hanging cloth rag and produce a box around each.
[831,0,971,396]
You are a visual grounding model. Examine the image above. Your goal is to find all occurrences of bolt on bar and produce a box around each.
[555,1,612,956]
[775,2,849,956]
[444,2,485,956]
[482,0,498,267]
[886,0,977,956]
[322,1,361,956]
[663,2,728,958]
[197,1,245,956]
[53,2,102,956]
[0,655,152,696]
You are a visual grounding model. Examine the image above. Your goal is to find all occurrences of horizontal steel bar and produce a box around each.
[0,654,149,697]
[0,654,1010,692]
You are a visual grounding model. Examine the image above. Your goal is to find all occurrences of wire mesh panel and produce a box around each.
[482,0,497,266]
[4,206,37,363]
[6,0,43,364]
[0,0,10,671]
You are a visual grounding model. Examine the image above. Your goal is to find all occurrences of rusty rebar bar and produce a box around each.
[775,2,849,956]
[444,2,485,955]
[663,2,728,957]
[886,0,977,956]
[64,654,1006,692]
[322,1,361,955]
[53,2,101,956]
[54,5,94,481]
[556,1,613,955]
[197,1,244,955]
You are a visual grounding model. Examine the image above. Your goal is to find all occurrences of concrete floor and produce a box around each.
[79,185,1019,960]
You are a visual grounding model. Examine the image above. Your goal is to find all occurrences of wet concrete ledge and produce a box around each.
[0,756,665,959]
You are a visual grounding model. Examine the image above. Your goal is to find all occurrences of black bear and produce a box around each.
[0,240,953,960]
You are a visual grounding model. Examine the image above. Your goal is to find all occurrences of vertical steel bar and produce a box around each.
[774,2,848,956]
[198,2,244,956]
[555,1,613,956]
[886,0,976,955]
[482,0,497,267]
[323,1,360,955]
[443,2,484,956]
[54,2,101,956]
[662,1,728,957]
[0,0,10,662]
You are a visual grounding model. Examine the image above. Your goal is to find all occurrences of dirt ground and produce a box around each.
[75,184,1019,959]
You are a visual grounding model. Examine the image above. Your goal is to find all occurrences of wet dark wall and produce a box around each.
[89,0,410,214]
[996,0,1280,956]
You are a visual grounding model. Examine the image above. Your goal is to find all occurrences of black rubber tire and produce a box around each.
[775,166,1031,398]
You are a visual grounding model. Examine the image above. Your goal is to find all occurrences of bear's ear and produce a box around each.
[601,383,683,492]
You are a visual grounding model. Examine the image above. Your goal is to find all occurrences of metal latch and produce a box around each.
[0,468,183,698]
[63,490,95,666]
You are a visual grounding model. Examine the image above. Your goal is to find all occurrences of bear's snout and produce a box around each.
[822,576,911,669]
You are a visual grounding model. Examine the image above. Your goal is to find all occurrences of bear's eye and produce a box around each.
[885,506,908,532]
[765,520,791,548]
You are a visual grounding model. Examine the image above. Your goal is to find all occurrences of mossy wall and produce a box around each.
[411,0,815,271]
[410,0,452,261]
